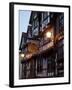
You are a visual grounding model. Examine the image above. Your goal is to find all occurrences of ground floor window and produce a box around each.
[47,56,55,77]
[37,55,43,73]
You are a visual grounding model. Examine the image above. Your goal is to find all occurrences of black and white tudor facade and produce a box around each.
[19,11,64,79]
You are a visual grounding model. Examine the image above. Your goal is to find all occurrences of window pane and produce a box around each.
[32,27,38,36]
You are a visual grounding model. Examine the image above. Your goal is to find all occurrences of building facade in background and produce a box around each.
[19,11,64,79]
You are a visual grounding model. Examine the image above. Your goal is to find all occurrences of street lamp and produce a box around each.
[20,53,25,58]
[46,31,52,38]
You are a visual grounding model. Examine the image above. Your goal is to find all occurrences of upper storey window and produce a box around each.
[42,12,50,29]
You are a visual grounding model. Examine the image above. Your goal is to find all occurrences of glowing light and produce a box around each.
[46,32,52,38]
[20,53,25,58]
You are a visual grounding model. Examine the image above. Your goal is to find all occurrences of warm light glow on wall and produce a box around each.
[26,53,32,59]
[28,43,39,53]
